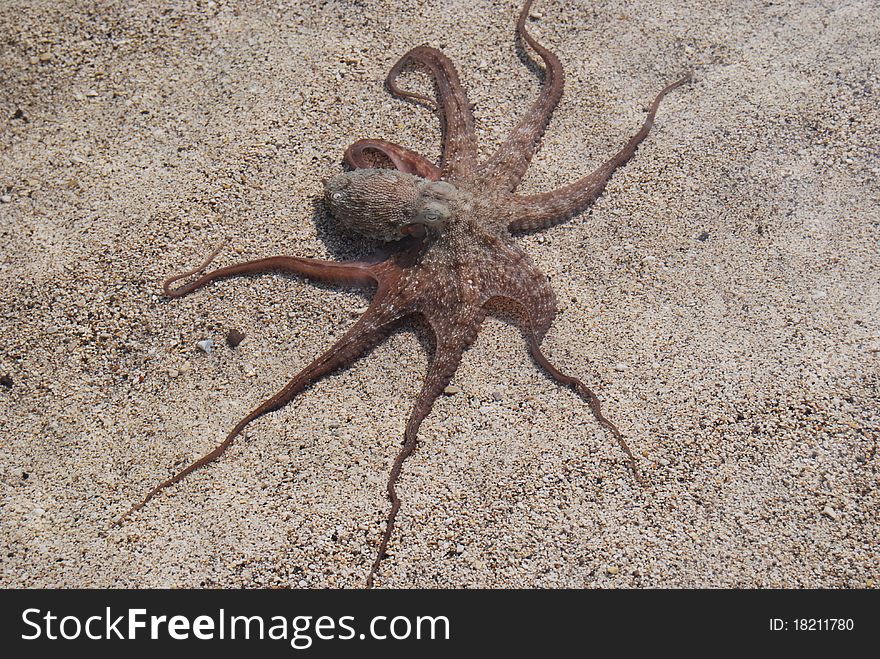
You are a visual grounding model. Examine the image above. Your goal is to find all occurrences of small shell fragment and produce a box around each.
[196,339,214,354]
[226,328,245,348]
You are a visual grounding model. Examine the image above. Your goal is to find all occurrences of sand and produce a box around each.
[0,0,877,588]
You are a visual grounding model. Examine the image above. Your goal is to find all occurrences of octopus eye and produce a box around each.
[417,201,450,227]
[331,191,344,201]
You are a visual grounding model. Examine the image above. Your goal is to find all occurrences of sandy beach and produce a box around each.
[1,0,877,588]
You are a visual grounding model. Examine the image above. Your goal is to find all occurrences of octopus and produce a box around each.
[118,0,688,587]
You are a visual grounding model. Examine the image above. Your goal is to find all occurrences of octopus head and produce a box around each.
[324,169,460,241]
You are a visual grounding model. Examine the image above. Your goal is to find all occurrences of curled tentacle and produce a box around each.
[161,239,227,296]
[344,138,441,181]
[386,46,478,179]
[479,0,565,192]
[507,74,691,232]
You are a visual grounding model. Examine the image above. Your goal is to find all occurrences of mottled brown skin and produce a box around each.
[117,0,688,587]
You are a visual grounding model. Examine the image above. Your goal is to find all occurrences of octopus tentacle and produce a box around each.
[161,239,227,294]
[507,74,691,232]
[479,0,565,192]
[481,244,557,338]
[525,329,643,484]
[344,138,441,181]
[162,246,379,298]
[117,297,406,526]
[367,309,486,588]
[386,46,478,179]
